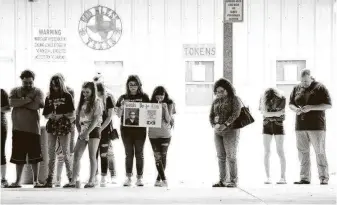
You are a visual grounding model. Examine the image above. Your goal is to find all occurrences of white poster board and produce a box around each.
[123,102,162,128]
[33,28,67,62]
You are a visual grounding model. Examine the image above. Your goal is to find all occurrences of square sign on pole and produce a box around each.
[224,0,243,23]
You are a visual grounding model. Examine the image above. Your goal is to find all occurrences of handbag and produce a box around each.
[231,97,255,129]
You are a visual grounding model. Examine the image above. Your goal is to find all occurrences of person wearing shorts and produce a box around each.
[63,82,103,188]
[259,88,287,184]
[6,70,45,188]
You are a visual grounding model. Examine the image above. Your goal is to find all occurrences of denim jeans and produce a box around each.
[121,128,146,177]
[96,133,116,177]
[149,138,171,181]
[296,130,329,182]
[214,128,240,184]
[47,133,72,180]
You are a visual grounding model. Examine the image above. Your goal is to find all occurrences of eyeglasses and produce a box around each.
[216,90,225,94]
[129,84,138,87]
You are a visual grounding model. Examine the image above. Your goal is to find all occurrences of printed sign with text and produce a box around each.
[33,28,67,62]
[123,102,162,128]
[224,0,243,22]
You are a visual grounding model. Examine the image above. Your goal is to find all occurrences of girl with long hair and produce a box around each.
[209,78,241,188]
[116,75,150,187]
[148,86,176,187]
[95,82,118,187]
[63,82,103,188]
[41,75,75,188]
[259,88,287,184]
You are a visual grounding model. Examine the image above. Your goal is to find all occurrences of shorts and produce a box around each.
[10,130,43,165]
[1,123,7,165]
[263,120,284,135]
[78,127,101,140]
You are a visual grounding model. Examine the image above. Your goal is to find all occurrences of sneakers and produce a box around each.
[110,176,117,184]
[294,180,310,184]
[100,176,107,187]
[276,178,287,184]
[320,179,328,185]
[264,178,272,184]
[123,177,132,187]
[135,176,144,186]
[154,180,162,187]
[212,181,225,187]
[55,180,61,187]
[161,180,168,187]
[1,179,9,188]
[41,177,53,188]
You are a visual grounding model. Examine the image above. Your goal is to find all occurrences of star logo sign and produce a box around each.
[78,5,122,50]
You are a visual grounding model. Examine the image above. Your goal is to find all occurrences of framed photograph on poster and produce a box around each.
[123,102,162,128]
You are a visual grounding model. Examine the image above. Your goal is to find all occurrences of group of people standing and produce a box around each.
[0,68,332,189]
[1,70,175,188]
[210,69,331,187]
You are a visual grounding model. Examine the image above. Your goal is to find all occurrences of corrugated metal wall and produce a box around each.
[233,0,336,100]
[0,0,224,109]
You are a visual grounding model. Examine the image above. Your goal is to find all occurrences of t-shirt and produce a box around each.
[66,86,74,99]
[259,96,286,122]
[101,94,116,132]
[42,92,75,116]
[10,87,44,135]
[148,102,176,138]
[1,89,10,126]
[77,98,103,133]
[289,81,332,130]
[116,93,150,134]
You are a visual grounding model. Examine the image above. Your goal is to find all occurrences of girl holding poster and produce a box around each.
[116,75,150,187]
[148,86,176,187]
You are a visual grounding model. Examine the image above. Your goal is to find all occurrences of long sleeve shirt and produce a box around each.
[209,95,241,128]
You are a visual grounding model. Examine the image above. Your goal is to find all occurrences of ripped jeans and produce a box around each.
[149,138,171,181]
[96,133,116,177]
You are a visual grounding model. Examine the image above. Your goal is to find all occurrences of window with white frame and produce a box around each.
[185,61,214,106]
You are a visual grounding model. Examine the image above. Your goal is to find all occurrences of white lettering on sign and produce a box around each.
[225,0,243,22]
[183,44,216,58]
[33,28,67,62]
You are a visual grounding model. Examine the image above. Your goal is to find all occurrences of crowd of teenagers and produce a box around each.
[0,68,332,189]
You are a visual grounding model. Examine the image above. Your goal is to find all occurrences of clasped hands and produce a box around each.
[296,105,313,115]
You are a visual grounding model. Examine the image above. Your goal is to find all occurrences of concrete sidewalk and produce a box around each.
[1,184,335,204]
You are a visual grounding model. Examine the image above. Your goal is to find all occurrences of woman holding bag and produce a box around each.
[209,78,242,188]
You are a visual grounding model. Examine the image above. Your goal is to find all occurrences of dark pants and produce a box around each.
[1,123,7,165]
[96,132,116,176]
[121,128,146,177]
[149,138,171,181]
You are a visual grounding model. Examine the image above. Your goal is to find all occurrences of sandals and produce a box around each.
[84,182,95,188]
[6,182,22,188]
[63,183,76,188]
[212,181,225,187]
